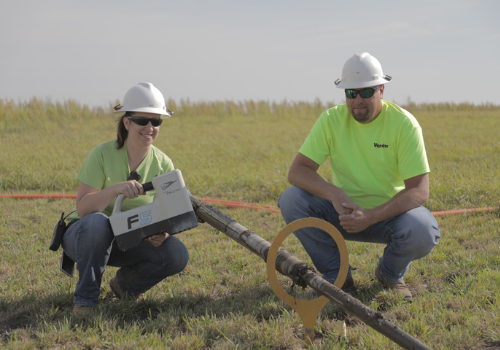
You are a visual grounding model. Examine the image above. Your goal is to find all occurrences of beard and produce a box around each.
[351,107,371,123]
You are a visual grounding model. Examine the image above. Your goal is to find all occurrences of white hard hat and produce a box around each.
[114,82,172,117]
[334,52,392,89]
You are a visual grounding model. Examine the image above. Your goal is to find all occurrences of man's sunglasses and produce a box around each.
[345,85,380,99]
[127,116,163,127]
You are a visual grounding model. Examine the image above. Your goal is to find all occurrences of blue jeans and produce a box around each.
[278,186,440,284]
[61,212,189,307]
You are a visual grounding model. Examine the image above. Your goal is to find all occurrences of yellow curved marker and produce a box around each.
[266,217,349,345]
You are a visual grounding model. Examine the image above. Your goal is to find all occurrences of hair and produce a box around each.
[115,112,131,149]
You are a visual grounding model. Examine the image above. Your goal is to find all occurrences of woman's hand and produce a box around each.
[145,233,170,247]
[115,180,145,199]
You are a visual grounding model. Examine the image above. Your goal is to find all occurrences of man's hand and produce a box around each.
[332,195,356,215]
[338,173,430,232]
[145,233,169,247]
[338,203,373,233]
[288,153,357,216]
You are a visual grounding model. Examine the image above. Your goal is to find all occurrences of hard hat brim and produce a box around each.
[114,106,172,117]
[335,76,391,89]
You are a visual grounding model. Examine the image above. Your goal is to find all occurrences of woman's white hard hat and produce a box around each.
[334,52,392,89]
[114,82,172,117]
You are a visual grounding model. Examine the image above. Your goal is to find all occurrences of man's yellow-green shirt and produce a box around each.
[299,101,429,209]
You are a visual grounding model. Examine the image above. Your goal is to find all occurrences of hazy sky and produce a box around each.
[1,0,499,108]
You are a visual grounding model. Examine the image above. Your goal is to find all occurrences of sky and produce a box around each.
[1,0,499,108]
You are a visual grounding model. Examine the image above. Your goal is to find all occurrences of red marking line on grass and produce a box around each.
[431,207,496,216]
[0,194,496,216]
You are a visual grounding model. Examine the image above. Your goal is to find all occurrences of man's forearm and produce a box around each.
[288,165,354,214]
[368,186,428,225]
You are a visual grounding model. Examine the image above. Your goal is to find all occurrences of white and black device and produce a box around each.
[109,170,198,251]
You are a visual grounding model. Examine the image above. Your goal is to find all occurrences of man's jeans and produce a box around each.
[278,186,440,284]
[61,212,189,307]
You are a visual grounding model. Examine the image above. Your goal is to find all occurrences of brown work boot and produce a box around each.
[109,276,127,299]
[109,276,143,300]
[341,275,356,292]
[73,305,95,315]
[375,266,412,301]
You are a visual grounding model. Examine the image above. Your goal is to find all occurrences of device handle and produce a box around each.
[111,180,155,214]
[142,181,154,192]
[112,195,126,214]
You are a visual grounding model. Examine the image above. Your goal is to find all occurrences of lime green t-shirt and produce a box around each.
[299,101,429,210]
[66,140,174,221]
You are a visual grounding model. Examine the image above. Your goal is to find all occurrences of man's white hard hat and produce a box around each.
[335,52,392,89]
[114,82,172,117]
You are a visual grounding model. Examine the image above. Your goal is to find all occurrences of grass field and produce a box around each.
[0,98,499,349]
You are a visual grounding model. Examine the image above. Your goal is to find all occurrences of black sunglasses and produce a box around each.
[345,85,380,99]
[127,116,163,127]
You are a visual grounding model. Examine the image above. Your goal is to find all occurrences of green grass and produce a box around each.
[0,99,499,349]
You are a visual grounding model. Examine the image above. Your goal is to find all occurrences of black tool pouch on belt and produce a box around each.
[50,211,74,251]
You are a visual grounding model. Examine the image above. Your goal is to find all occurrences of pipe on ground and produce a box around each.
[189,194,432,350]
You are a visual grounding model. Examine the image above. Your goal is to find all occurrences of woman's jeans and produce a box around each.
[278,186,440,284]
[61,212,189,307]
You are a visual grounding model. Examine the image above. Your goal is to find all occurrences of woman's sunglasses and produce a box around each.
[127,116,163,127]
[345,85,380,99]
